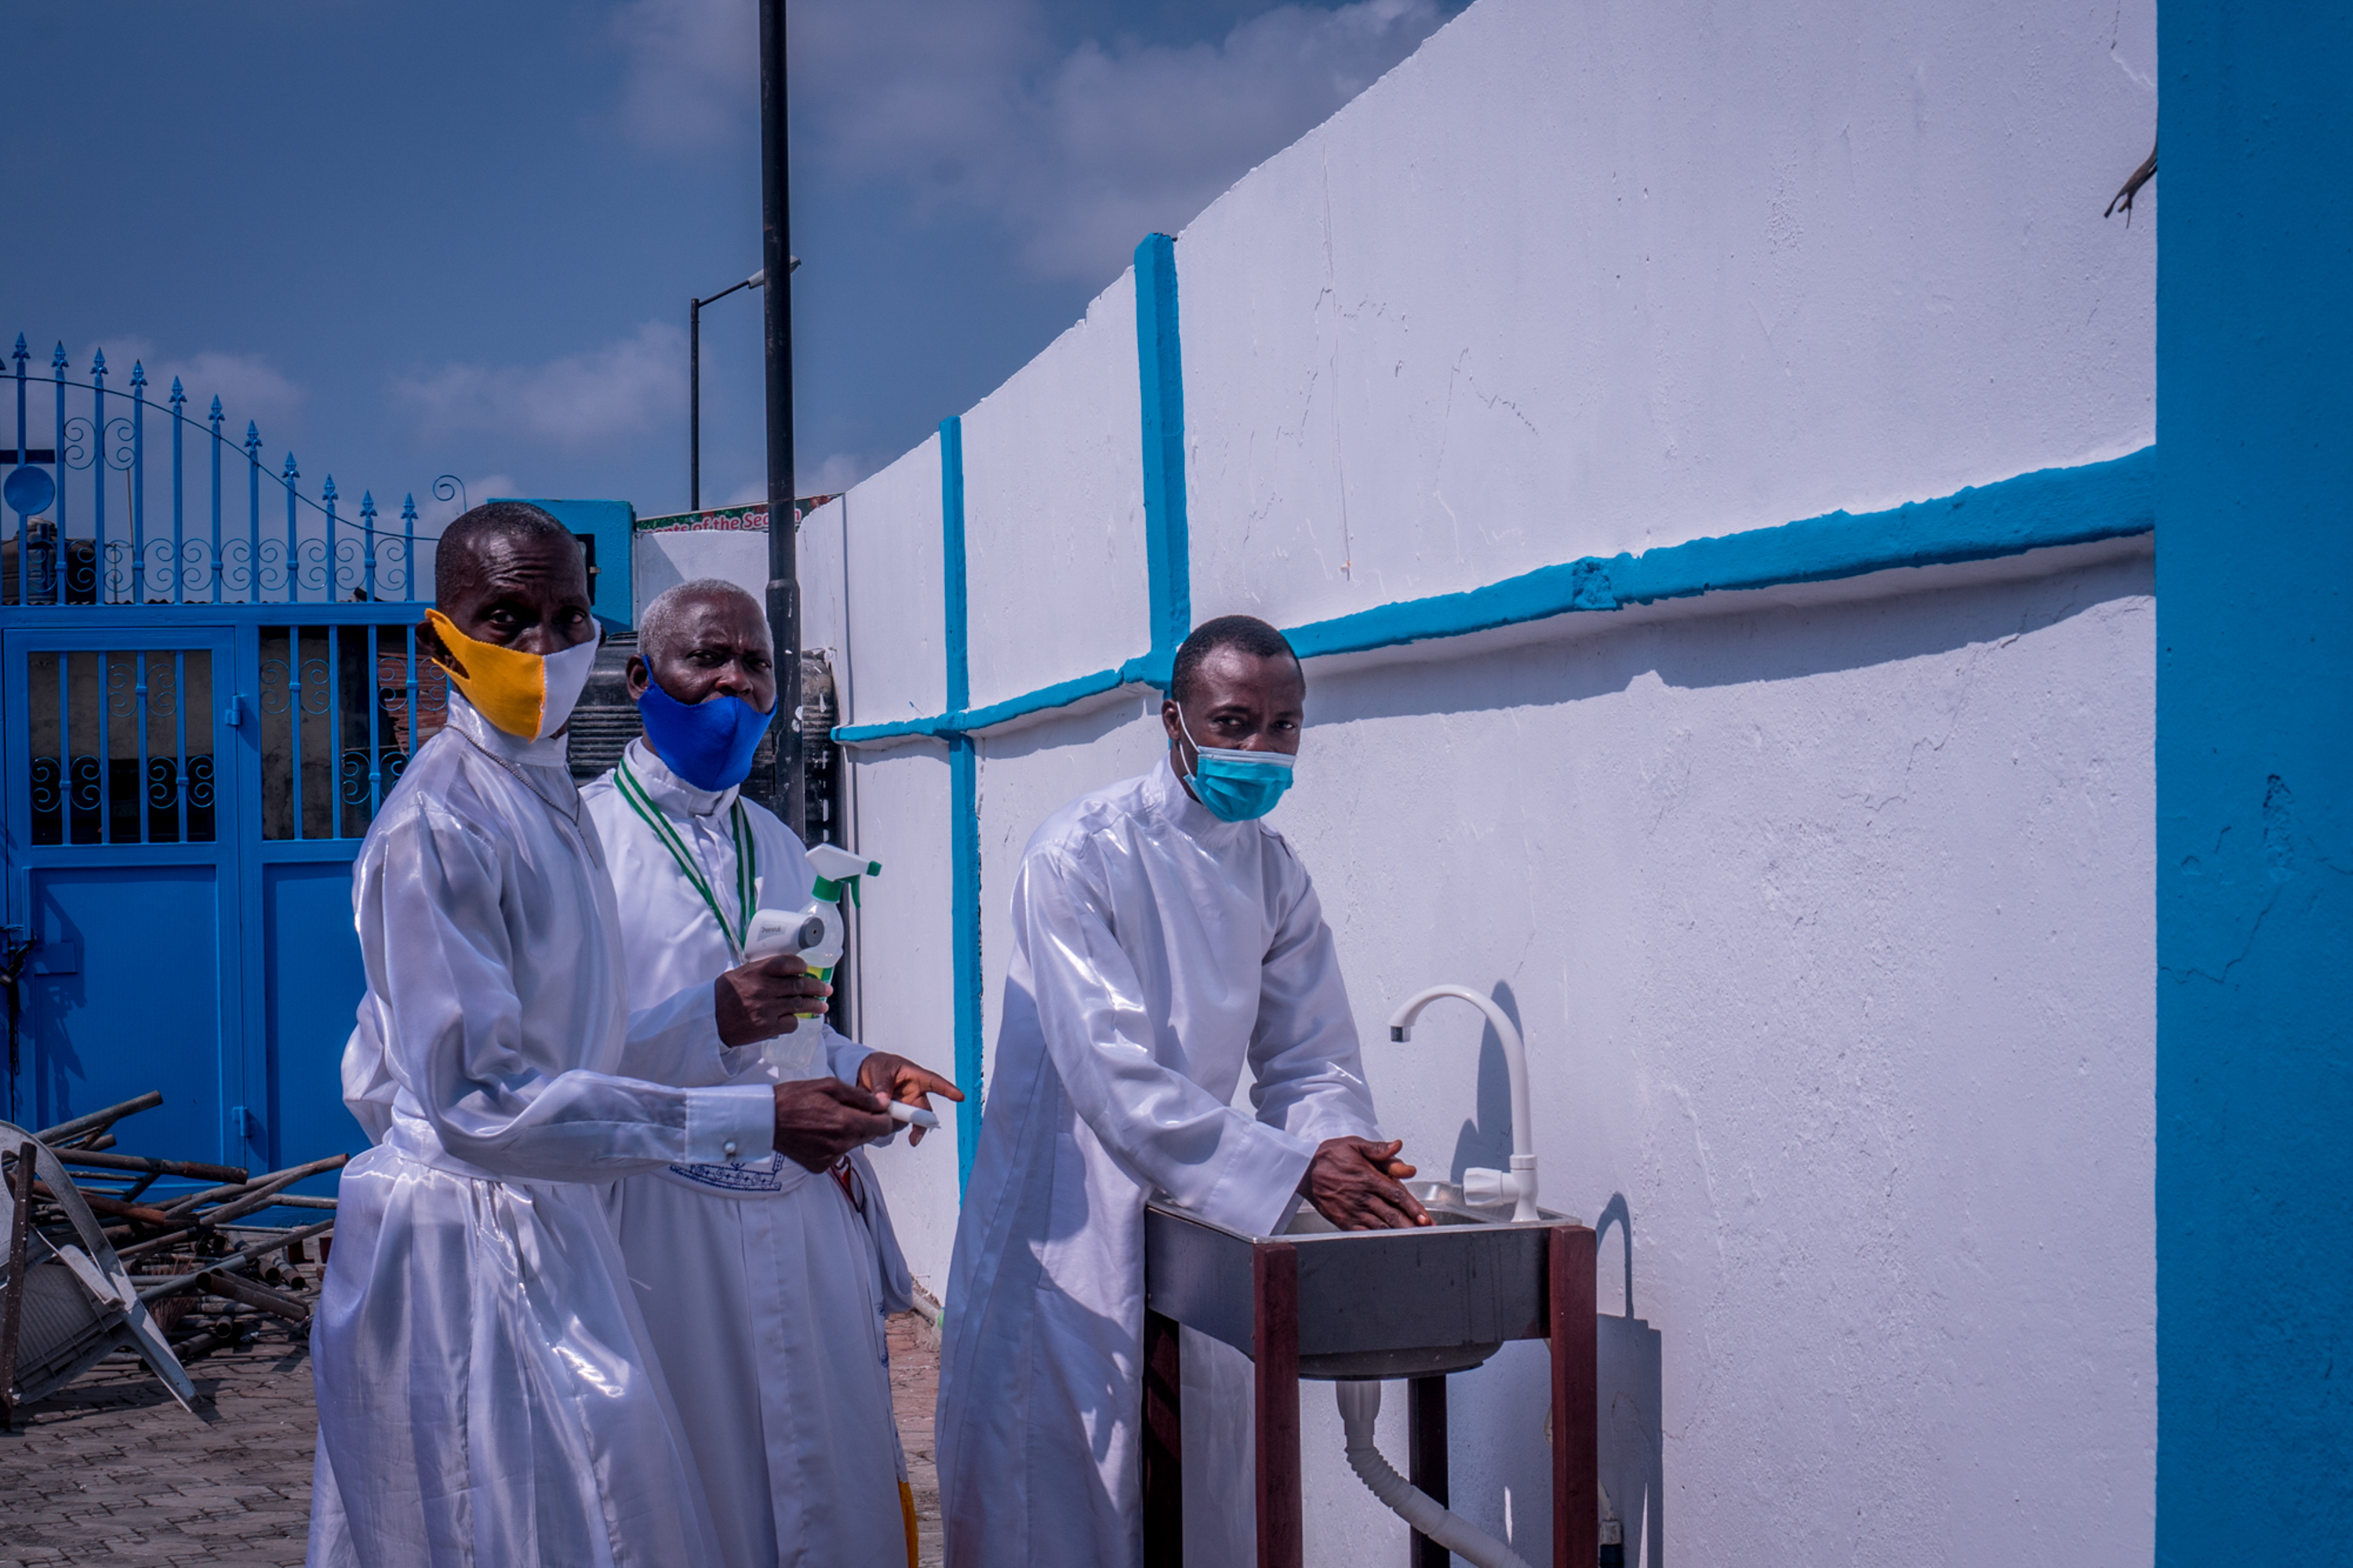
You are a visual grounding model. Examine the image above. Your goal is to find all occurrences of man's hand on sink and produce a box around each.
[1300,1137,1434,1230]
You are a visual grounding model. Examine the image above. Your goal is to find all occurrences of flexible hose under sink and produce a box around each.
[1334,1381,1533,1568]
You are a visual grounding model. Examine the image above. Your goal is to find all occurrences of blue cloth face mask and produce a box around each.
[1177,710,1297,822]
[638,678,776,792]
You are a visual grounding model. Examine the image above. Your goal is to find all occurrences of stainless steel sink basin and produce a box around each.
[1144,1181,1581,1380]
[1138,1178,1599,1566]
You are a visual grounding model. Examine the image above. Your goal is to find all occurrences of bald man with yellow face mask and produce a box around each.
[309,504,875,1568]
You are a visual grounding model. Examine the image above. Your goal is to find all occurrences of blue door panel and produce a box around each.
[24,863,225,1161]
[2,610,421,1185]
[264,858,369,1181]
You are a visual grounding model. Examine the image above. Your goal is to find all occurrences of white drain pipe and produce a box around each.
[1335,1381,1533,1568]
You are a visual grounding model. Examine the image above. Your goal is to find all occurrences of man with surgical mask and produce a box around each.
[311,507,851,1566]
[580,579,958,1568]
[937,614,1429,1568]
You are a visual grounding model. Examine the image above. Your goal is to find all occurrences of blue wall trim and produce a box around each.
[835,449,2153,747]
[1134,233,1190,689]
[1286,447,2153,660]
[947,735,983,1195]
[937,417,984,1191]
[940,418,970,712]
[2156,5,2353,1556]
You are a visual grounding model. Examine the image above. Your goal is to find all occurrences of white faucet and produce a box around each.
[1386,984,1540,1223]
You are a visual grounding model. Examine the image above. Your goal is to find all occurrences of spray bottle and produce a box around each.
[744,842,879,996]
[742,846,934,1128]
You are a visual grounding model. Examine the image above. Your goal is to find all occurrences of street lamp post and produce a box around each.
[758,0,805,839]
[689,269,763,515]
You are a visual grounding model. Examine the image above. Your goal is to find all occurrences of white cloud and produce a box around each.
[610,0,1451,282]
[801,449,875,497]
[75,337,309,436]
[711,448,867,509]
[391,322,688,451]
[610,0,759,151]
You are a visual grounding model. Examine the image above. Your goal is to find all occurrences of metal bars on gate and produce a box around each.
[258,620,443,841]
[3,338,431,606]
[27,648,217,847]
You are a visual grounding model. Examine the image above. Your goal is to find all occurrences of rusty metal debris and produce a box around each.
[0,1092,340,1425]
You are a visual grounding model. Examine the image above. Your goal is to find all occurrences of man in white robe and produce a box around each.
[310,508,886,1566]
[938,615,1431,1568]
[582,579,958,1568]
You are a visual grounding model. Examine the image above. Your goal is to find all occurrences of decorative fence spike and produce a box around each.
[362,491,379,598]
[3,332,438,607]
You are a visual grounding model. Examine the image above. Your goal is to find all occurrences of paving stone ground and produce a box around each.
[889,1309,947,1568]
[2,1309,948,1566]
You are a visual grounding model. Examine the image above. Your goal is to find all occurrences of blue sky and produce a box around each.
[6,0,1460,526]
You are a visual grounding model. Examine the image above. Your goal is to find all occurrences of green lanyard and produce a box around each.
[614,755,759,961]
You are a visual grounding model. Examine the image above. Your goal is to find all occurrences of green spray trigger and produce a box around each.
[807,843,881,906]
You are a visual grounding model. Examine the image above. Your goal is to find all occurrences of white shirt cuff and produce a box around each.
[1196,1122,1318,1238]
[684,1084,776,1164]
[825,1028,874,1087]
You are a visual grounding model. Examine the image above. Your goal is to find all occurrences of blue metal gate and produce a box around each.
[1,339,442,1192]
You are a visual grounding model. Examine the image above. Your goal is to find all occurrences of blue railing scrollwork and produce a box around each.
[5,334,445,606]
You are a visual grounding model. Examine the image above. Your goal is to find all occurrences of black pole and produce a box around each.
[689,296,702,513]
[758,0,805,839]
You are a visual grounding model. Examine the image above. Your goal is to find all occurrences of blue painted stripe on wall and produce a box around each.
[1134,233,1190,687]
[1286,447,2154,660]
[940,417,970,711]
[836,667,1134,744]
[835,449,2153,746]
[936,415,984,1191]
[948,734,984,1194]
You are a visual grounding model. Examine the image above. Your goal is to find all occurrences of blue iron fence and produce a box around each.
[0,337,457,1189]
[5,337,431,606]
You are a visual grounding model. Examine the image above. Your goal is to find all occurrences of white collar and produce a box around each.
[446,689,570,769]
[624,737,739,820]
[1151,753,1242,841]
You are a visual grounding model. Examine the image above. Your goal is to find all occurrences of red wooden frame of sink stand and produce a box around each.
[1253,1240,1304,1565]
[1549,1223,1599,1568]
[1140,1223,1598,1568]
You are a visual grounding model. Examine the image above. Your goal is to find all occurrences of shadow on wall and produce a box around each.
[1306,550,2153,729]
[1595,1193,1665,1568]
[984,691,1156,764]
[1449,980,1518,1184]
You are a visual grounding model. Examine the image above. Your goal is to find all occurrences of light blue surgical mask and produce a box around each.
[1177,710,1297,822]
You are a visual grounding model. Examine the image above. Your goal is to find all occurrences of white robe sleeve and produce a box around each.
[1018,848,1316,1237]
[1247,867,1384,1148]
[824,1020,873,1086]
[363,803,773,1180]
[620,982,736,1087]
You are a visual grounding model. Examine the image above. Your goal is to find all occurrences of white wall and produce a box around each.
[1180,0,2156,629]
[810,0,2158,1560]
[634,527,769,620]
[962,275,1153,704]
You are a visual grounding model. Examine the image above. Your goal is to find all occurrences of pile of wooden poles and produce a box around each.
[20,1090,345,1359]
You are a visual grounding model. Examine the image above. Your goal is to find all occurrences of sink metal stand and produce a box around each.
[1408,1373,1449,1567]
[1141,1219,1597,1568]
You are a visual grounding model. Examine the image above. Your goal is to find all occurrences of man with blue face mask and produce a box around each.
[939,614,1428,1568]
[581,579,958,1568]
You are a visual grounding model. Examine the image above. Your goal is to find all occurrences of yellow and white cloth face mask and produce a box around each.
[425,609,601,741]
